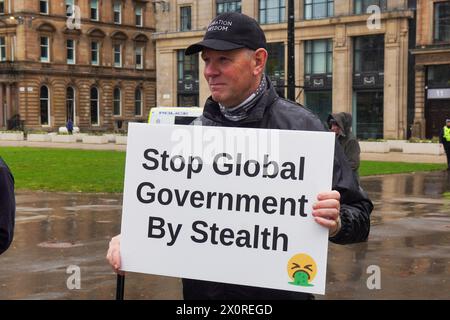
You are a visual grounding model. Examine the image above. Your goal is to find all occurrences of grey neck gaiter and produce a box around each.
[219,75,267,122]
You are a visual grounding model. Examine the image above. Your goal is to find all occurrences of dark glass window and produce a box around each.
[91,41,99,65]
[427,65,450,88]
[266,42,285,97]
[67,39,75,64]
[114,1,121,24]
[216,0,241,15]
[40,86,49,125]
[0,37,5,61]
[305,39,333,75]
[355,91,384,139]
[304,0,334,20]
[113,88,121,116]
[136,5,143,26]
[135,89,142,116]
[435,1,450,42]
[354,0,387,14]
[305,91,332,123]
[354,35,384,73]
[259,0,285,24]
[90,87,99,125]
[90,0,99,20]
[177,50,199,107]
[40,0,49,14]
[177,50,198,82]
[40,37,49,62]
[66,87,75,122]
[180,6,191,31]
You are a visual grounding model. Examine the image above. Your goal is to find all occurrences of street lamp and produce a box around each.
[287,0,295,101]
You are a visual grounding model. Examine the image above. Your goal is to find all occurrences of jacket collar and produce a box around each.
[202,75,279,125]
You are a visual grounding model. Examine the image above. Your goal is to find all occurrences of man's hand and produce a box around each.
[312,191,341,237]
[106,234,125,275]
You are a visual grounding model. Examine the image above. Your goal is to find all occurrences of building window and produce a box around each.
[113,88,121,116]
[90,87,99,125]
[354,35,384,73]
[177,49,199,107]
[0,37,6,61]
[266,42,285,98]
[40,86,50,125]
[259,0,285,24]
[91,41,99,65]
[135,46,144,69]
[180,6,191,31]
[135,5,143,26]
[177,50,198,83]
[67,39,75,64]
[0,0,4,14]
[305,91,332,123]
[434,1,450,42]
[90,0,99,20]
[113,44,122,67]
[114,1,122,24]
[66,0,74,16]
[304,0,334,20]
[354,0,386,14]
[40,36,50,62]
[305,39,333,75]
[216,0,241,15]
[427,64,450,88]
[135,89,143,116]
[66,87,75,123]
[40,0,49,14]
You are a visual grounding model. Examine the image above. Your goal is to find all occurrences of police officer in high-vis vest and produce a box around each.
[440,119,450,171]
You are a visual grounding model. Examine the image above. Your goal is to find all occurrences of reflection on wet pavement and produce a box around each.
[0,172,449,299]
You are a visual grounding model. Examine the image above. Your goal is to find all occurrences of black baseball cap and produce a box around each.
[185,12,267,56]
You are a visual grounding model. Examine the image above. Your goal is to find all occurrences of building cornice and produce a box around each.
[0,61,156,81]
[153,10,414,41]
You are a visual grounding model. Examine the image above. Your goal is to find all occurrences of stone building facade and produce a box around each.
[0,0,156,132]
[411,0,450,139]
[153,0,414,139]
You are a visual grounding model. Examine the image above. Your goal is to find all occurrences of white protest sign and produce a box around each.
[120,123,335,295]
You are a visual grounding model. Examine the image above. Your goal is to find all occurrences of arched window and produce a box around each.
[134,88,142,116]
[40,85,50,125]
[90,87,99,125]
[113,87,121,116]
[66,87,75,123]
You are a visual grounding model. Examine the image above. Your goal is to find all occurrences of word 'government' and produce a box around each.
[142,148,306,181]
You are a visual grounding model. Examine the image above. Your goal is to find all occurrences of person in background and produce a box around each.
[66,119,74,135]
[328,112,361,178]
[0,157,15,255]
[439,118,450,171]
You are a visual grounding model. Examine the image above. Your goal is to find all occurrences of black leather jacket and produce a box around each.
[0,157,15,255]
[183,77,373,300]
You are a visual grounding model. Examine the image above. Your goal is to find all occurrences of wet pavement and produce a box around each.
[0,171,449,300]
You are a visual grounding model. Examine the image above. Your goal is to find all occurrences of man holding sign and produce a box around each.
[107,12,373,300]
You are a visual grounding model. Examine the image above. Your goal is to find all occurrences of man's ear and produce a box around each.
[253,48,268,76]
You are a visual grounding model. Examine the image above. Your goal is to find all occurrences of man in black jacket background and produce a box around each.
[0,157,15,255]
[107,12,373,300]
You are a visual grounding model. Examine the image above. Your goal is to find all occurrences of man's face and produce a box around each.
[447,121,450,127]
[201,48,260,107]
[330,123,342,136]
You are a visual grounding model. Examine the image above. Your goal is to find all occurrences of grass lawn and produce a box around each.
[359,161,446,177]
[0,147,447,193]
[0,147,125,193]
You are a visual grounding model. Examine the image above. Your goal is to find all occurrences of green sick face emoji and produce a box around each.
[287,254,317,287]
